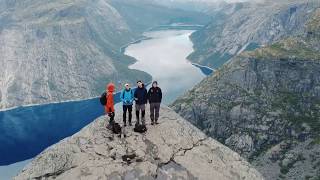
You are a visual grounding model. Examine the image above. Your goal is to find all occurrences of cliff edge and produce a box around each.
[14,106,262,180]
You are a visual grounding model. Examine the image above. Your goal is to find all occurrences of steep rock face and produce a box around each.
[172,56,320,157]
[14,106,263,180]
[0,0,149,109]
[188,0,320,69]
[172,9,320,180]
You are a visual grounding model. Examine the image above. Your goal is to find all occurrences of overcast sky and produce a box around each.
[167,0,265,3]
[225,0,264,2]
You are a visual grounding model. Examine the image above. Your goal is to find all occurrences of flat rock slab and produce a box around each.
[15,106,263,180]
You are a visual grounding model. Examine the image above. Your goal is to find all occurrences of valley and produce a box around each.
[0,0,210,109]
[0,28,211,179]
[1,0,320,179]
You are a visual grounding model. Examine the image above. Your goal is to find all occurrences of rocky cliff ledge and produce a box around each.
[14,106,262,180]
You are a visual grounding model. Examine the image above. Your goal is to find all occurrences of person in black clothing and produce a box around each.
[147,81,162,125]
[134,80,148,125]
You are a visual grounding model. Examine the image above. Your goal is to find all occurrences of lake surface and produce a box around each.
[0,29,212,178]
[0,96,118,166]
[126,30,209,104]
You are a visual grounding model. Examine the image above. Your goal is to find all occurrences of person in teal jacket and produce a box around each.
[120,83,134,126]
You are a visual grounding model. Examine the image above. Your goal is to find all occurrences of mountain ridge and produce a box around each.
[171,8,320,180]
[187,0,320,69]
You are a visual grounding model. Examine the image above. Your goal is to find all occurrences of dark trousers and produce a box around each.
[150,103,160,122]
[135,104,146,125]
[123,105,132,124]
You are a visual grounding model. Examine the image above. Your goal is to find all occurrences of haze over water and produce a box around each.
[125,30,206,104]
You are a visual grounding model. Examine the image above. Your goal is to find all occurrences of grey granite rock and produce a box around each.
[14,106,263,180]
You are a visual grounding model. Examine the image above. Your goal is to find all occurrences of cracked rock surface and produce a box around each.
[14,106,263,180]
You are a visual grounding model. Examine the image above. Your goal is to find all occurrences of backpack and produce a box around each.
[134,124,147,133]
[112,123,122,134]
[100,92,107,106]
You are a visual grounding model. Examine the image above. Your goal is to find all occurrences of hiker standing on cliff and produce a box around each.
[120,83,134,126]
[147,81,162,125]
[105,83,115,128]
[134,80,148,125]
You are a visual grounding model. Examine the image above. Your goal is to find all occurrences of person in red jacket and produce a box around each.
[105,83,115,126]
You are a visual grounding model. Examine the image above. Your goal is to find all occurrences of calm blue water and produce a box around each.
[0,29,213,167]
[0,94,120,165]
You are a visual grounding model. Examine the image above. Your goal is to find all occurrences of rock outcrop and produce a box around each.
[172,8,320,180]
[14,106,263,180]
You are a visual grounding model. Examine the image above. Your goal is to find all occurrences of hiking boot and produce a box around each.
[142,118,146,126]
[106,124,113,130]
[151,121,154,125]
[155,120,159,125]
[124,123,127,127]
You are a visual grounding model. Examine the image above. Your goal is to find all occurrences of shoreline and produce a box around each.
[0,96,100,112]
[0,25,204,113]
[0,28,201,177]
[191,62,216,71]
[119,24,204,54]
[122,25,214,74]
[119,36,152,54]
[147,24,204,31]
[0,81,152,112]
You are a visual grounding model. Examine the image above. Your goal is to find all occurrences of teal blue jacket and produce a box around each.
[120,88,134,105]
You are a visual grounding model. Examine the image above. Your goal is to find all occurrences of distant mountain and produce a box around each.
[0,0,210,109]
[109,0,211,31]
[188,0,320,69]
[172,8,320,180]
[146,0,224,12]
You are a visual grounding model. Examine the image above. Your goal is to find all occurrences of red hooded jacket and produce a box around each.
[105,83,115,113]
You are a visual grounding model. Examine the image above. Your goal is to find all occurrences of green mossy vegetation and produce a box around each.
[270,90,320,137]
[310,137,320,145]
[244,38,320,61]
[279,153,305,175]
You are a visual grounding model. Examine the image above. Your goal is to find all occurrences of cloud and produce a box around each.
[225,0,265,2]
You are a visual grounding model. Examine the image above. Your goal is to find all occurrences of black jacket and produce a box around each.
[147,87,162,103]
[134,86,148,105]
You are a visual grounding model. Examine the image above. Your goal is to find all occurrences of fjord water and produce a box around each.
[126,30,208,104]
[0,96,119,165]
[0,29,210,173]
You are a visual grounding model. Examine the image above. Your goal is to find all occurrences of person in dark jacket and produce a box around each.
[134,80,148,125]
[120,83,134,126]
[147,81,162,125]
